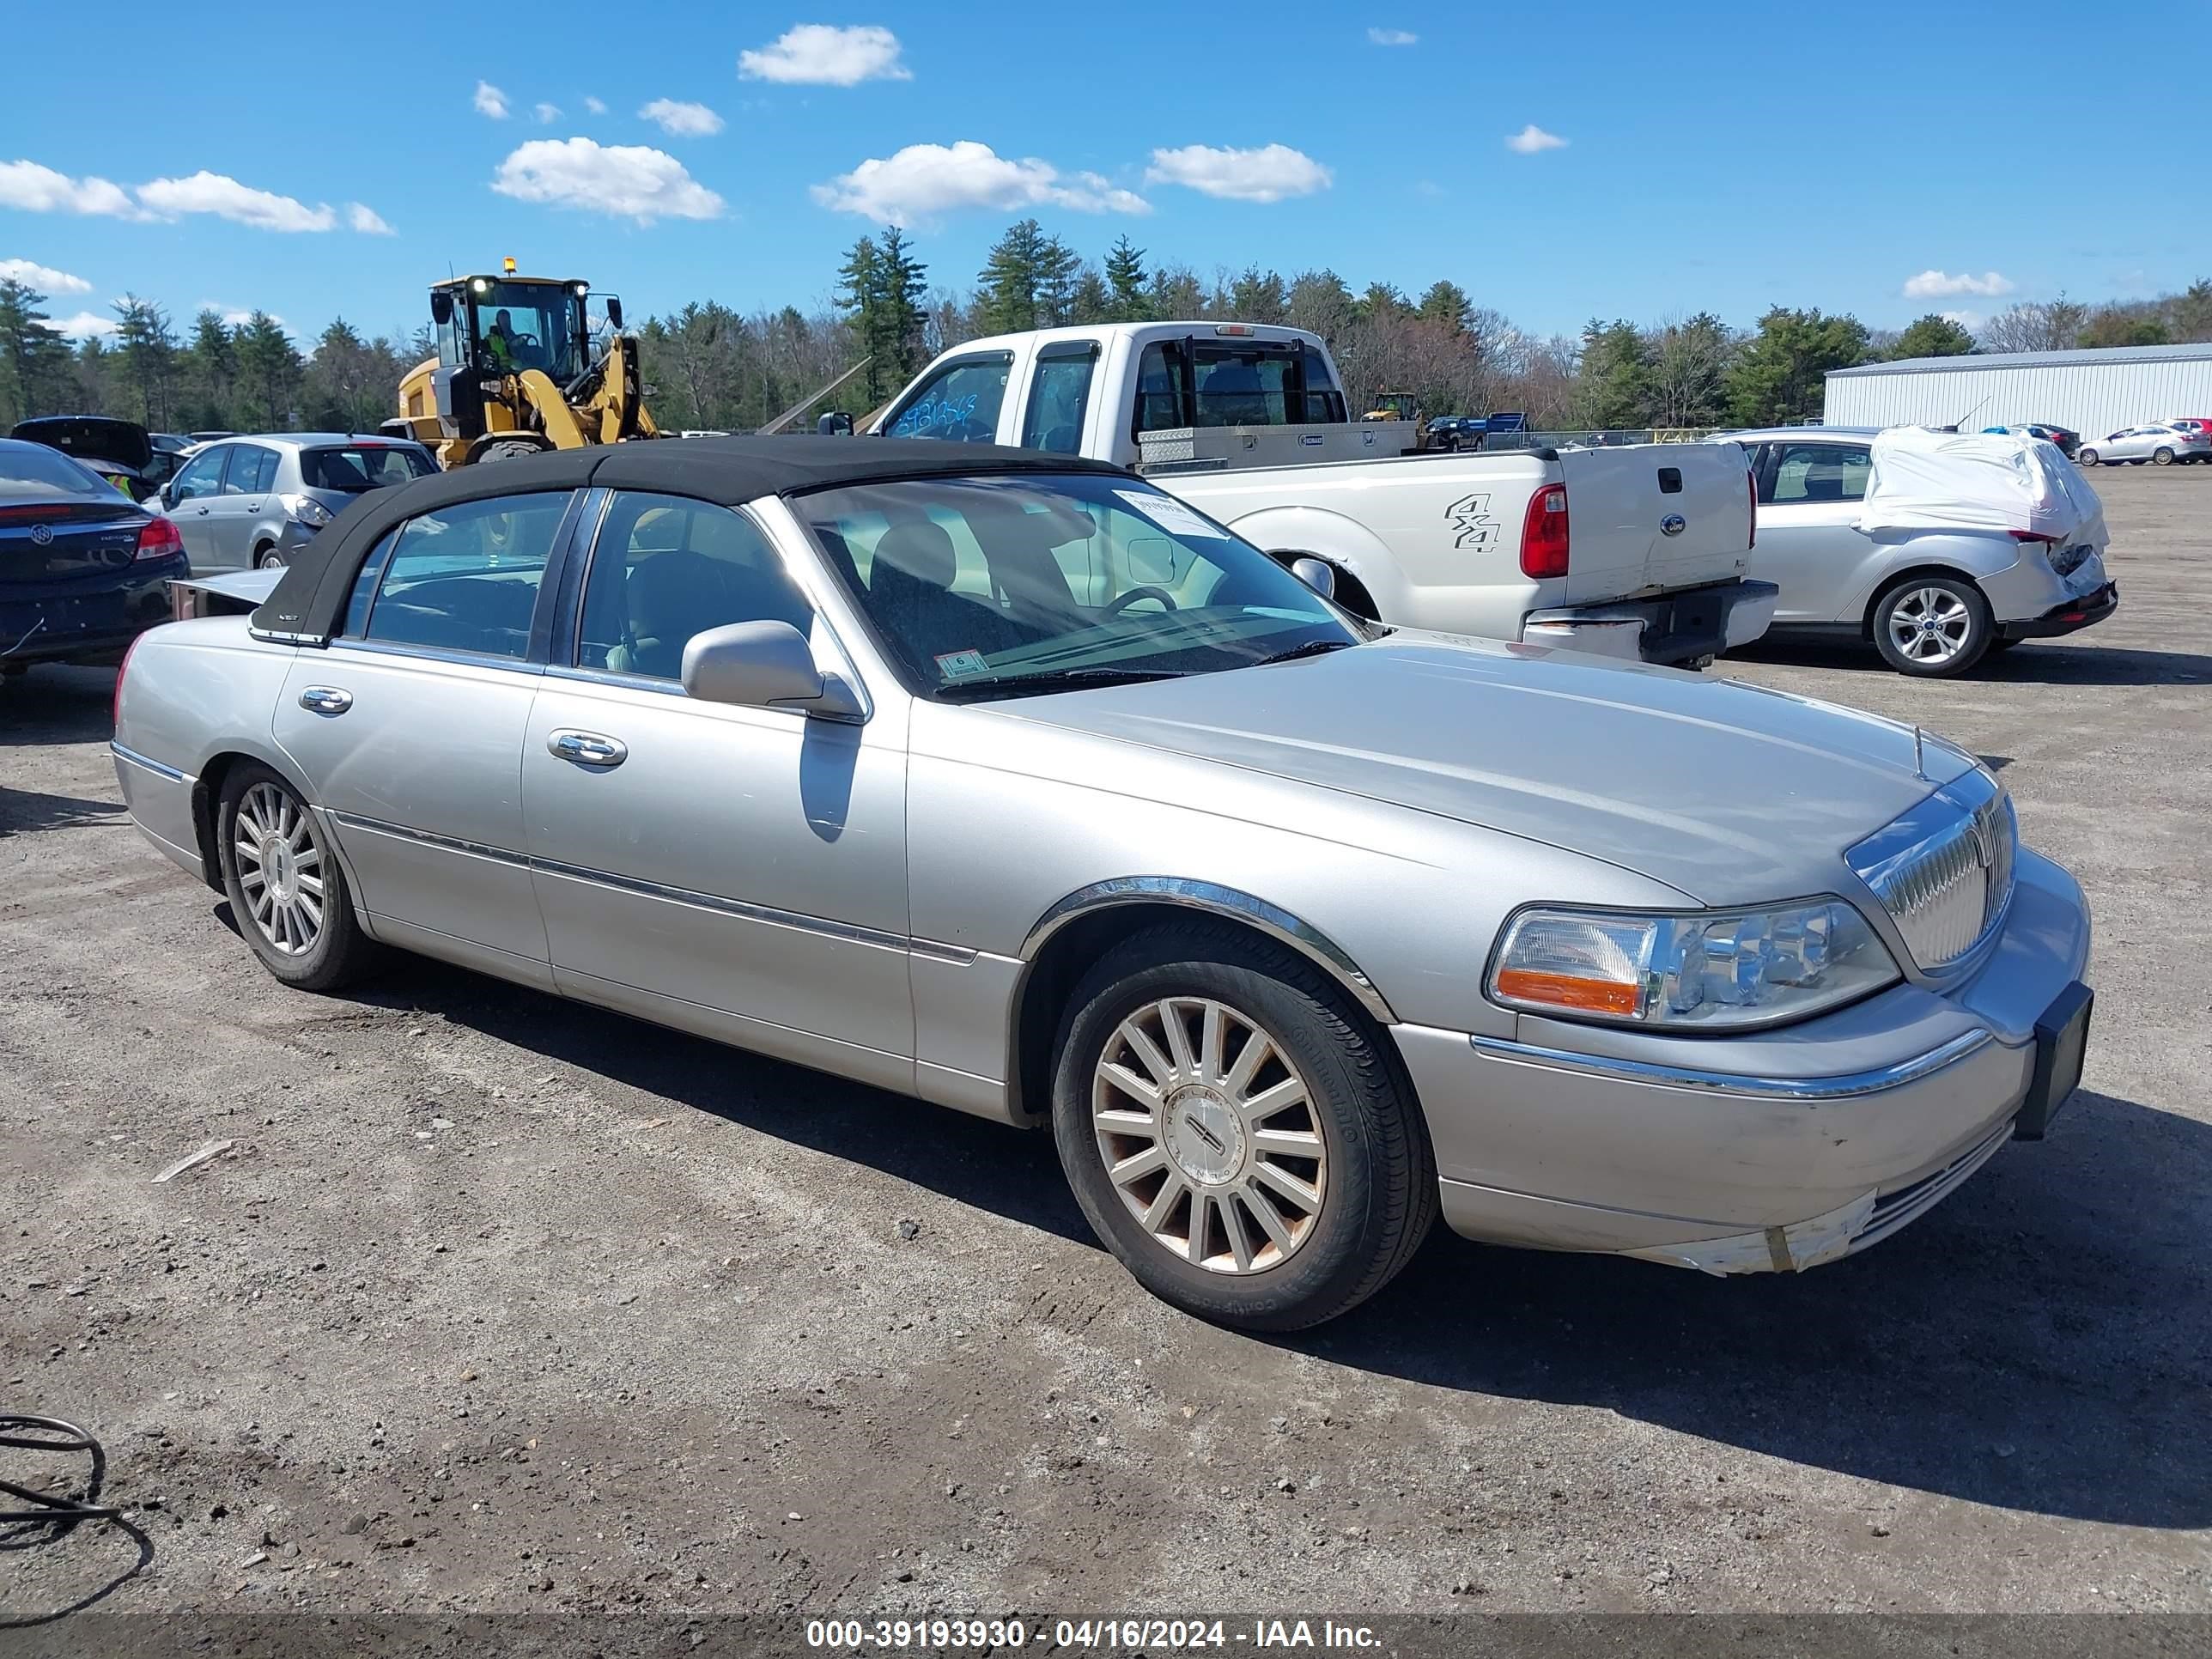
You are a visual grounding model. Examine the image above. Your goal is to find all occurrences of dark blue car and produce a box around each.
[1,436,188,675]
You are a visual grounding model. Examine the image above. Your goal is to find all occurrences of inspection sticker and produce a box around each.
[933,648,990,680]
[1115,489,1230,541]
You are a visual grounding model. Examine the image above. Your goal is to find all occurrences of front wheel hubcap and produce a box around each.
[1887,588,1972,665]
[1092,996,1327,1275]
[234,781,325,956]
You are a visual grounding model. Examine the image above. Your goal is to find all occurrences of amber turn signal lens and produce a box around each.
[1492,968,1642,1018]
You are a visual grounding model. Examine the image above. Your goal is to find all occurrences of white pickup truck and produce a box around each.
[866,321,1775,664]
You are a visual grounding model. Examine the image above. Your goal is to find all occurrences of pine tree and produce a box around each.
[1228,268,1288,324]
[1417,281,1474,338]
[234,313,303,429]
[835,235,884,401]
[186,309,239,428]
[1036,234,1081,328]
[1103,237,1150,321]
[113,294,178,428]
[0,277,75,424]
[978,219,1051,334]
[875,226,930,386]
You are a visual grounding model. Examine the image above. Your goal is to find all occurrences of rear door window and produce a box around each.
[222,446,279,495]
[1767,443,1872,504]
[356,491,571,659]
[1019,346,1098,455]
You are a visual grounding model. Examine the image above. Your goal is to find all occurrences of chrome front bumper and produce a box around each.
[1396,848,2091,1273]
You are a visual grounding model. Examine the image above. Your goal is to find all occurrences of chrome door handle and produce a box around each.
[297,685,352,714]
[548,728,628,767]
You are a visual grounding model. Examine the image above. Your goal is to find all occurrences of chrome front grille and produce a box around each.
[1849,771,2017,972]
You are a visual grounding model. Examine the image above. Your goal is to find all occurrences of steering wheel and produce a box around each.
[1103,585,1179,617]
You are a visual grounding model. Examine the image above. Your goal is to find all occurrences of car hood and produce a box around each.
[995,633,1976,906]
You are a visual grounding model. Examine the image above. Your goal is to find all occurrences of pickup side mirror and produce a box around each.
[816,411,855,436]
[680,621,865,720]
[1288,556,1336,600]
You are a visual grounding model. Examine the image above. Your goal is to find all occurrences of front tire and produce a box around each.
[2078,448,2100,465]
[1050,922,1436,1332]
[253,544,284,569]
[216,763,380,991]
[1872,575,1993,677]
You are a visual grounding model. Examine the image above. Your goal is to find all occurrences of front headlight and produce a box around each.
[281,493,333,528]
[1487,899,1899,1030]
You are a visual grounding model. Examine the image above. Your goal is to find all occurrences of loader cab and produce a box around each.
[431,276,593,385]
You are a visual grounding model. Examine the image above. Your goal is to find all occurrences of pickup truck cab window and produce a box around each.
[1020,344,1099,456]
[356,491,571,659]
[1133,339,1346,434]
[575,491,814,679]
[884,352,1013,441]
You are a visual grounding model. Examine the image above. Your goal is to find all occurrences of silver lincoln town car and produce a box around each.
[112,438,2094,1330]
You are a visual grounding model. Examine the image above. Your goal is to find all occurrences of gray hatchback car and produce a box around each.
[158,434,437,571]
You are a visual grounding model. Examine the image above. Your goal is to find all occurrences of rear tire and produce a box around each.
[1050,921,1436,1332]
[477,438,548,463]
[216,763,380,992]
[2153,447,2176,465]
[1872,574,1993,678]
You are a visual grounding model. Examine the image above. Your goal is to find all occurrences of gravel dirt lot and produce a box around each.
[3,464,2209,1626]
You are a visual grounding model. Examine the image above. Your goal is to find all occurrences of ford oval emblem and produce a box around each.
[29,523,54,545]
[1660,514,1687,537]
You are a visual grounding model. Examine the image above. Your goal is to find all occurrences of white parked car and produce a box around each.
[1713,426,2116,676]
[2076,423,2210,466]
[866,322,1776,667]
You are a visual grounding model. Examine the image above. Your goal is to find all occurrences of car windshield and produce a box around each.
[0,444,121,501]
[471,281,582,380]
[301,445,436,492]
[798,471,1364,701]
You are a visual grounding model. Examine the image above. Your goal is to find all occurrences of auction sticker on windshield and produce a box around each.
[1115,489,1230,540]
[933,649,990,680]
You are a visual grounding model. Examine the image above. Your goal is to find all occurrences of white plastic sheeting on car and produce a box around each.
[1856,426,2104,542]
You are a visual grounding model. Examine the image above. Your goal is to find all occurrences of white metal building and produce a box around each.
[1824,342,2212,438]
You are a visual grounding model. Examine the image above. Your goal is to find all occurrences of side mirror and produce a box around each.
[680,621,864,720]
[429,290,454,326]
[1289,556,1336,599]
[816,411,855,436]
[605,296,624,331]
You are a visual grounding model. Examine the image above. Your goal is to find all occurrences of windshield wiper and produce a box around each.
[934,665,1190,702]
[1251,637,1359,668]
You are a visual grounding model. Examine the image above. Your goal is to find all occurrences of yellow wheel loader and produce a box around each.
[387,260,659,467]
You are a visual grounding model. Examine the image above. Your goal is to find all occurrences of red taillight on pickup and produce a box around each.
[1520,483,1571,579]
[135,515,185,562]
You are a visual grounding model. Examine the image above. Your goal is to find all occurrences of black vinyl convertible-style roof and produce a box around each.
[252,436,1129,642]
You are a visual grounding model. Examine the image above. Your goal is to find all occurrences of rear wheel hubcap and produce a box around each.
[1888,588,1972,665]
[234,781,325,956]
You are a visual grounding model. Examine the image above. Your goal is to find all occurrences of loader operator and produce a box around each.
[485,310,521,372]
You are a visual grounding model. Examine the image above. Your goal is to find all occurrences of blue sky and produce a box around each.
[3,3,2205,349]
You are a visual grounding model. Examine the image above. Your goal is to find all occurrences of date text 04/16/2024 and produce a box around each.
[803,1620,1382,1650]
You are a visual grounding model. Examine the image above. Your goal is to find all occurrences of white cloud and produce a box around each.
[473,80,510,118]
[534,102,562,124]
[1903,269,2014,299]
[0,160,142,218]
[1940,309,1983,331]
[0,258,93,294]
[1144,143,1331,204]
[1505,124,1568,154]
[639,98,725,137]
[492,137,724,223]
[1368,27,1418,45]
[584,95,608,115]
[347,202,393,234]
[739,23,909,85]
[137,171,336,232]
[220,309,284,328]
[53,310,118,340]
[812,140,1148,226]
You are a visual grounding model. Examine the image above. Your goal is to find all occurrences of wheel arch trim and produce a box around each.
[1018,877,1398,1025]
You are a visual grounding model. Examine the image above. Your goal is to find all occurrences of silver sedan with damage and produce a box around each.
[111,438,2096,1329]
